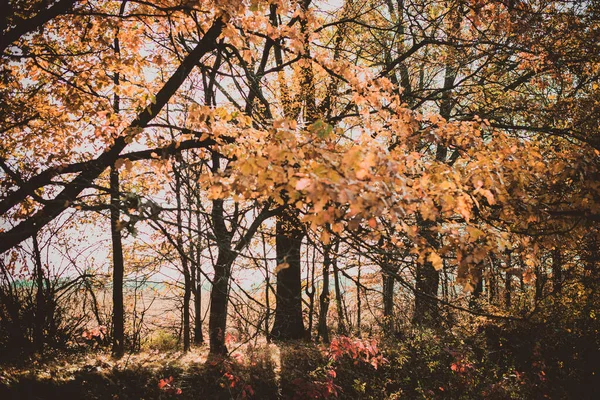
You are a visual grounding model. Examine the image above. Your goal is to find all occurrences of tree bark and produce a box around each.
[413,219,440,327]
[194,264,203,345]
[332,251,347,335]
[32,234,45,354]
[356,260,362,336]
[0,19,225,255]
[317,244,331,343]
[382,271,396,332]
[174,165,191,352]
[505,253,512,310]
[110,165,125,358]
[208,249,234,354]
[552,247,562,293]
[271,208,305,340]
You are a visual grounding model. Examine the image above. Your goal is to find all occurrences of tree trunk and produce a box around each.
[208,250,233,354]
[552,247,562,293]
[271,208,305,340]
[382,271,395,333]
[110,165,125,358]
[317,244,331,343]
[413,260,440,327]
[413,219,440,327]
[33,234,45,354]
[174,166,191,352]
[534,264,544,302]
[305,247,315,340]
[356,260,362,336]
[332,251,347,335]
[208,191,234,355]
[488,256,498,304]
[505,255,512,310]
[110,9,126,357]
[469,268,483,309]
[193,188,204,345]
[194,265,203,344]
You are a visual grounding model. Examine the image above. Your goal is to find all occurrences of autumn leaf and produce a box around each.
[428,251,443,270]
[295,177,312,191]
[275,262,290,274]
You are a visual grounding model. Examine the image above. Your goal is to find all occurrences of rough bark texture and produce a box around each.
[208,197,234,355]
[382,272,396,332]
[271,208,305,340]
[413,219,440,327]
[413,261,440,327]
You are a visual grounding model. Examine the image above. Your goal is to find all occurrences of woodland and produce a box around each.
[0,0,599,399]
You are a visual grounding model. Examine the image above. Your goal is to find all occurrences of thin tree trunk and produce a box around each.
[32,234,45,353]
[552,247,562,293]
[305,245,316,340]
[174,165,191,352]
[332,246,347,335]
[110,165,125,358]
[194,264,203,344]
[488,256,498,304]
[110,3,126,358]
[505,252,512,310]
[356,259,361,336]
[317,244,331,343]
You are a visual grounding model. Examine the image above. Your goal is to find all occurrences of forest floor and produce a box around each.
[0,341,336,400]
[0,328,597,400]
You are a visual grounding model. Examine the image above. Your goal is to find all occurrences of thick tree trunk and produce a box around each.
[413,261,440,326]
[271,208,305,340]
[534,265,544,302]
[110,165,125,358]
[583,230,599,309]
[382,271,395,332]
[469,268,483,309]
[413,219,440,327]
[552,247,562,293]
[208,250,233,354]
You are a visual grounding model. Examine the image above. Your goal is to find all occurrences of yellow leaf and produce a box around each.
[331,223,344,234]
[208,184,223,200]
[428,251,443,270]
[320,230,331,245]
[275,262,290,274]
